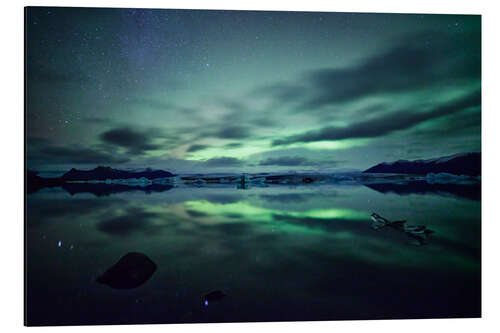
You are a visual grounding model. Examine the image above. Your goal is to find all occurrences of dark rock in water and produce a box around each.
[203,290,226,305]
[96,252,157,289]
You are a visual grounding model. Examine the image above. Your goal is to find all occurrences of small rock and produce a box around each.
[202,290,226,305]
[96,252,157,289]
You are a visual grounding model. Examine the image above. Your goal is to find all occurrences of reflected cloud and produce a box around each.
[96,206,164,237]
[26,196,122,227]
[62,182,173,197]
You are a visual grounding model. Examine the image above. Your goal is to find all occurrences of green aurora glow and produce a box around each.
[26,8,481,173]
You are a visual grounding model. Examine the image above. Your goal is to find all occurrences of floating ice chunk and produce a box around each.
[426,172,472,184]
[370,213,434,246]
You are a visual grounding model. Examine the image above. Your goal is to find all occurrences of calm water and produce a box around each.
[25,182,481,325]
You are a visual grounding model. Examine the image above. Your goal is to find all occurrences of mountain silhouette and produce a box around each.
[26,170,65,194]
[363,152,481,176]
[61,166,175,181]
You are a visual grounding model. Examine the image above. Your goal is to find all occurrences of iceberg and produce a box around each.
[370,213,434,246]
[426,172,474,184]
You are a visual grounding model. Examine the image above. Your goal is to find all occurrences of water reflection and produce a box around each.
[62,182,173,197]
[26,183,480,325]
[363,181,481,201]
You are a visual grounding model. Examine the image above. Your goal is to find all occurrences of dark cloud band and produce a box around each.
[273,90,481,146]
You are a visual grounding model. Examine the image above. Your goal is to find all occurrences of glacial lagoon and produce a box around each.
[25,176,481,325]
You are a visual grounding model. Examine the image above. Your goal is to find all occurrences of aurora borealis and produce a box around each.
[25,7,481,173]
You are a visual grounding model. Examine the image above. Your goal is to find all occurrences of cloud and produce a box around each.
[40,146,130,164]
[218,98,277,128]
[214,125,251,139]
[185,209,209,218]
[219,99,249,114]
[258,29,480,110]
[252,117,277,127]
[27,137,130,166]
[224,142,243,148]
[202,157,244,167]
[273,90,481,145]
[259,156,310,166]
[187,144,209,152]
[408,107,481,142]
[99,127,160,155]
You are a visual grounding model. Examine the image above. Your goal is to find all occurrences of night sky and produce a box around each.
[25,7,481,174]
